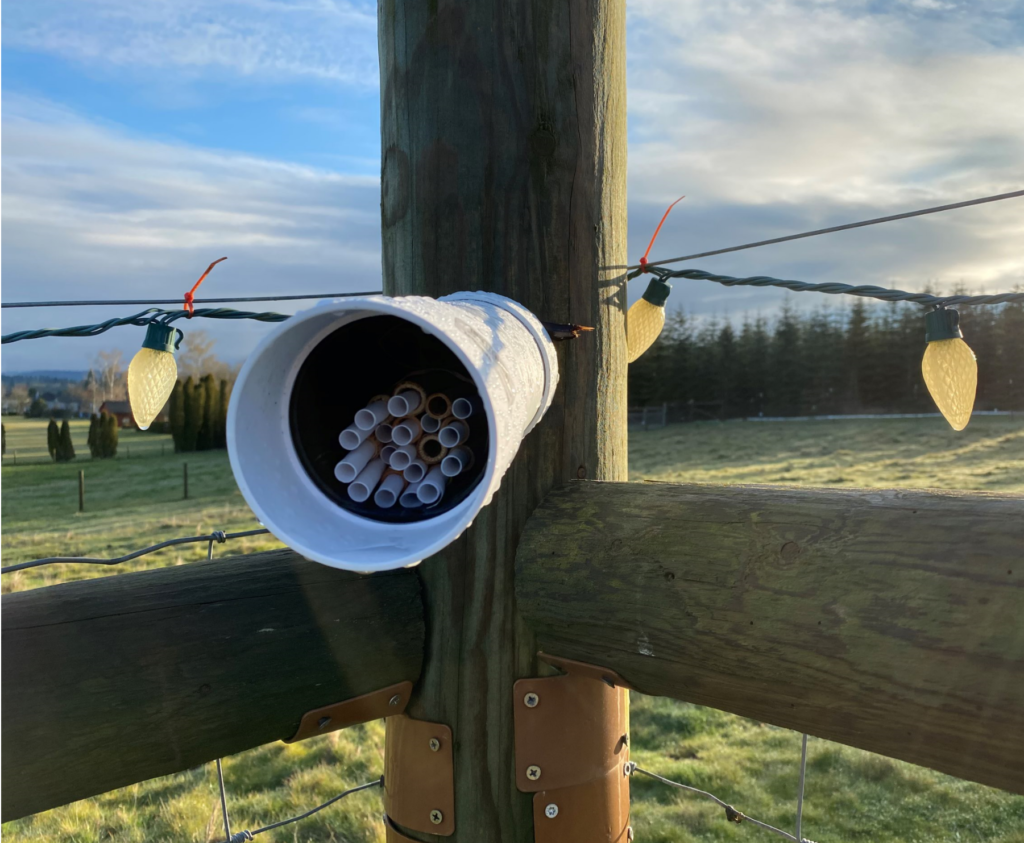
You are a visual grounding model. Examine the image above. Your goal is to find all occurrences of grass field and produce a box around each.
[3,415,1023,842]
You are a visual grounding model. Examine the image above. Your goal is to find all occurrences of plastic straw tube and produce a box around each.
[380,444,397,465]
[392,417,423,446]
[421,414,442,434]
[375,423,394,444]
[348,458,386,503]
[388,389,423,418]
[339,423,372,451]
[452,398,473,420]
[389,444,417,471]
[417,466,447,505]
[374,472,407,509]
[334,439,377,483]
[439,420,468,448]
[400,481,424,508]
[404,459,427,483]
[441,446,472,477]
[355,399,390,431]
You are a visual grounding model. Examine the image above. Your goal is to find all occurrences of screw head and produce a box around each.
[524,692,540,708]
[526,765,542,781]
[430,809,443,825]
[388,694,401,707]
[544,803,559,819]
[429,737,441,752]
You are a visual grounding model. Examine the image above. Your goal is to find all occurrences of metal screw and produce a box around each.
[526,765,542,781]
[624,761,636,776]
[430,810,443,825]
[389,695,401,706]
[524,692,540,708]
[544,804,559,819]
[429,737,441,752]
[317,716,331,730]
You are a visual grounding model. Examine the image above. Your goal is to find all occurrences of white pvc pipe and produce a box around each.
[334,439,377,484]
[417,466,447,505]
[355,399,390,431]
[338,423,372,451]
[451,397,473,420]
[438,420,468,448]
[400,481,424,508]
[374,472,407,509]
[380,444,397,465]
[404,459,427,483]
[441,446,472,478]
[389,444,417,471]
[388,389,422,418]
[348,458,386,503]
[421,414,442,434]
[392,417,423,447]
[375,423,394,444]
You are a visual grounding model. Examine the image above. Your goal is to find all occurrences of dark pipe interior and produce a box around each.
[290,314,488,523]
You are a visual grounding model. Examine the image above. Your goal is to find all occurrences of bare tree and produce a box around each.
[94,350,126,404]
[177,330,238,381]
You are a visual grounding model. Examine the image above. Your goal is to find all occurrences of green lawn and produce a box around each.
[3,415,1023,842]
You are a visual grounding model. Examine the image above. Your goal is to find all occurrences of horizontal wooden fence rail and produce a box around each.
[2,549,424,821]
[516,481,1024,795]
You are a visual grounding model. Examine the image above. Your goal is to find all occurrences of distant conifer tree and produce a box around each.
[47,418,60,461]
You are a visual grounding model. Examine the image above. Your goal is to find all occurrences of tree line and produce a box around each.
[168,375,230,452]
[628,299,1024,418]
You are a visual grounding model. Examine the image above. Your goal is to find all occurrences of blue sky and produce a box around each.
[3,0,1023,371]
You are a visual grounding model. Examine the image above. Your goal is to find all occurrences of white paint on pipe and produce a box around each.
[375,423,394,444]
[417,466,447,505]
[400,481,424,508]
[389,444,417,471]
[348,458,386,503]
[421,414,442,434]
[355,400,390,431]
[392,417,423,447]
[388,389,422,418]
[334,439,377,483]
[451,397,473,420]
[438,420,468,448]
[374,472,407,509]
[338,423,372,451]
[380,444,397,465]
[404,459,427,483]
[441,446,471,477]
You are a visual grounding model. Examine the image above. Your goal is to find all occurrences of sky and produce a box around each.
[2,0,1023,372]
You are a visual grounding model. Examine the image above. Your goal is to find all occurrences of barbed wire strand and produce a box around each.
[1,292,383,309]
[224,778,382,842]
[0,528,269,574]
[642,266,1024,307]
[216,759,233,841]
[629,188,1024,271]
[629,764,816,843]
[796,735,809,843]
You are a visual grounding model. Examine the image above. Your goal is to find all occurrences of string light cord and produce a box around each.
[629,764,816,843]
[642,266,1024,307]
[0,528,270,574]
[628,188,1024,273]
[224,777,382,842]
[2,291,384,309]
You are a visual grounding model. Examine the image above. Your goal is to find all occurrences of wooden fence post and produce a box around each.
[379,1,627,838]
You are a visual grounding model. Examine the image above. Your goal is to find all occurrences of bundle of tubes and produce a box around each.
[334,381,476,511]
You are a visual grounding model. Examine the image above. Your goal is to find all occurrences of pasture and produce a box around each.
[2,415,1023,842]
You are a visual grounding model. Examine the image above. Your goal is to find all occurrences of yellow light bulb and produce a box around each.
[921,307,977,431]
[627,277,672,364]
[128,324,180,430]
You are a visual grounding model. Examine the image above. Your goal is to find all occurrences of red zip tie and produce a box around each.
[638,196,685,272]
[184,257,228,317]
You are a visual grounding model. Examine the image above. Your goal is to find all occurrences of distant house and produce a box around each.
[99,400,168,429]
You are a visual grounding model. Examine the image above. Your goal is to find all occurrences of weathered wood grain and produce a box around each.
[2,549,424,820]
[516,481,1024,795]
[379,0,627,838]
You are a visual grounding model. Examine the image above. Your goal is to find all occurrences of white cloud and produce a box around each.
[2,0,378,86]
[1,96,382,371]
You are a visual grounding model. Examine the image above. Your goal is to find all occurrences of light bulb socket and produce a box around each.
[141,323,179,354]
[925,307,963,343]
[641,277,672,308]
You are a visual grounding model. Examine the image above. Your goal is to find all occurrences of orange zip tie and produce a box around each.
[638,196,685,273]
[184,257,228,317]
